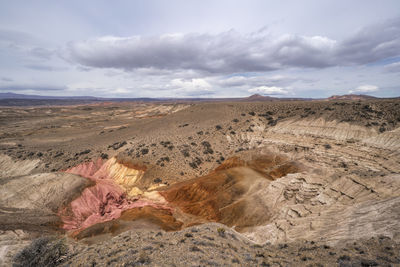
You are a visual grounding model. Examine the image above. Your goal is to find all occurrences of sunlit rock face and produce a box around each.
[266,117,400,149]
[65,157,147,197]
[0,154,40,178]
[57,147,400,246]
[58,157,170,235]
[58,153,304,238]
[160,155,303,231]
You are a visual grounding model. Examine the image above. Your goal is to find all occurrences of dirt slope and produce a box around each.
[1,99,400,266]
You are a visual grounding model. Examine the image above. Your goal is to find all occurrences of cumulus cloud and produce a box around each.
[170,78,211,90]
[67,32,335,73]
[166,78,213,96]
[66,17,400,74]
[349,84,379,94]
[248,86,289,95]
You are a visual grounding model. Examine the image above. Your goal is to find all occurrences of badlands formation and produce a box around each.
[0,99,399,266]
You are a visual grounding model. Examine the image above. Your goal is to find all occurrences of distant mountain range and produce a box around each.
[0,92,278,101]
[0,92,395,103]
[242,93,277,101]
[0,92,99,100]
[327,94,378,101]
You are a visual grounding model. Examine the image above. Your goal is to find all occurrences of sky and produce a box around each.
[0,0,399,98]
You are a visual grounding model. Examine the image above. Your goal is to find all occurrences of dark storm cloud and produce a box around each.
[67,18,400,74]
[67,32,332,73]
[335,17,400,65]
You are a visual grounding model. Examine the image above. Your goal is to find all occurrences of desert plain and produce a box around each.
[0,97,399,266]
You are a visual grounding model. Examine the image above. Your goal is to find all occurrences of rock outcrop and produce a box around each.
[59,157,170,235]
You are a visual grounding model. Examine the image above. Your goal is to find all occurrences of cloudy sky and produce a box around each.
[0,0,399,98]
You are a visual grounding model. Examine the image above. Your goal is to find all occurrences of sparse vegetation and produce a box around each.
[189,157,202,169]
[190,246,202,252]
[184,233,193,238]
[217,227,226,237]
[109,141,127,150]
[201,141,214,154]
[80,149,91,155]
[2,97,400,267]
[160,141,172,147]
[13,237,68,267]
[153,177,162,183]
[141,148,149,155]
[181,148,190,157]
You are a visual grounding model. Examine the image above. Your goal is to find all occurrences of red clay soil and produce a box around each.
[65,158,105,178]
[58,159,171,234]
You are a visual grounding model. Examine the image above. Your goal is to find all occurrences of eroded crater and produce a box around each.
[56,152,303,242]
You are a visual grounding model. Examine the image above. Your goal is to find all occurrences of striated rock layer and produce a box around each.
[58,153,305,238]
[160,155,303,230]
[57,141,400,246]
[58,154,302,238]
[59,157,171,235]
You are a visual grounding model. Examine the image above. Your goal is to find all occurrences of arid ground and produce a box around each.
[1,98,399,266]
